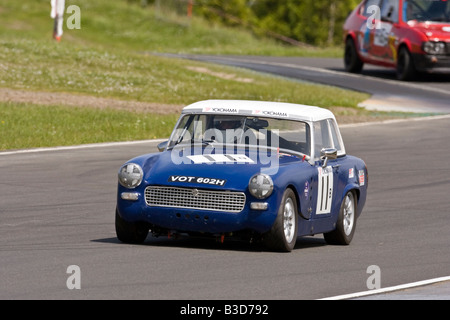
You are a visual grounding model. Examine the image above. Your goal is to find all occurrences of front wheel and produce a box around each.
[397,47,416,81]
[263,189,298,252]
[115,208,149,244]
[324,191,357,245]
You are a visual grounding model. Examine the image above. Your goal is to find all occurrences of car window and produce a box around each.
[170,114,205,146]
[328,119,343,152]
[267,119,310,156]
[361,0,382,17]
[404,0,450,22]
[170,114,311,157]
[380,0,399,23]
[314,120,333,159]
[314,119,345,159]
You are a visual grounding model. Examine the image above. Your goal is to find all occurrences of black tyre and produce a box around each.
[115,208,149,244]
[397,46,416,81]
[324,191,357,245]
[264,189,298,252]
[344,37,364,73]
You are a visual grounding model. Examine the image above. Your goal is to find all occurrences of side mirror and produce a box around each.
[157,141,168,152]
[321,148,337,168]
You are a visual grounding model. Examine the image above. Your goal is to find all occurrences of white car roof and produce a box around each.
[182,100,336,123]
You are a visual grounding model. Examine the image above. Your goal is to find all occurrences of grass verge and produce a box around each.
[0,101,178,150]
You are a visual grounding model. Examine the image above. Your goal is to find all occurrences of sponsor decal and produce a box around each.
[316,166,334,215]
[443,27,450,33]
[349,168,355,179]
[358,21,372,55]
[252,110,288,117]
[187,154,255,164]
[359,170,365,186]
[203,107,239,113]
[169,175,227,186]
[373,22,393,47]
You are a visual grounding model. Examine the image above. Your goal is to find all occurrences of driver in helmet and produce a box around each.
[212,117,244,144]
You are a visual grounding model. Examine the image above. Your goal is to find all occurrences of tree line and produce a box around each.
[128,0,362,46]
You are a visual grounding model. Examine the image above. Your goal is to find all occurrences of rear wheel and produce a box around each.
[264,189,298,252]
[115,208,149,244]
[344,37,364,73]
[324,191,357,245]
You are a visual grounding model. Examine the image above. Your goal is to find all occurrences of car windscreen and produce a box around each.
[404,0,450,22]
[168,114,311,157]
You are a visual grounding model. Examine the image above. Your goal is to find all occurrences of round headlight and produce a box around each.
[249,173,274,199]
[118,163,143,189]
[423,41,446,55]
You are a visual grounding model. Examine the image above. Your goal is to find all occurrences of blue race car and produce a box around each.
[116,100,368,252]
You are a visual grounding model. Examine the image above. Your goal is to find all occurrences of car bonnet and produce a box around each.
[409,21,450,41]
[144,147,306,191]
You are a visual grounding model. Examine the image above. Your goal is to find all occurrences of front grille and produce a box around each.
[145,186,246,213]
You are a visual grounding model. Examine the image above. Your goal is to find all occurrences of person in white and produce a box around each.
[50,0,65,41]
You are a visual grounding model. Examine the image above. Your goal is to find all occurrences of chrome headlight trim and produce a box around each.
[423,41,446,55]
[118,163,144,189]
[248,173,274,199]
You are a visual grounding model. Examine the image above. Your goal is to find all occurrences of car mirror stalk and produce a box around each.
[321,148,338,168]
[157,141,168,152]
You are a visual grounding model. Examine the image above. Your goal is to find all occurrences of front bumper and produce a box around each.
[413,53,450,73]
[116,189,279,235]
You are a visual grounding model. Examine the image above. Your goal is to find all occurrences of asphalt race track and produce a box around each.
[1,115,450,300]
[1,56,449,300]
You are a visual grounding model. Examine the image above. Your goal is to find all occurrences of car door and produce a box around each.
[357,0,383,60]
[371,0,401,63]
[312,119,346,218]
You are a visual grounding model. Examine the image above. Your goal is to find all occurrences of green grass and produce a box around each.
[0,0,342,57]
[0,101,178,150]
[0,0,399,151]
[0,1,357,106]
[0,38,367,106]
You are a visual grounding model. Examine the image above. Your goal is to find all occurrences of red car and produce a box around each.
[344,0,450,80]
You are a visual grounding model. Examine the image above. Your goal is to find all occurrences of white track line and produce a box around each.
[339,113,450,128]
[0,139,166,156]
[319,276,450,300]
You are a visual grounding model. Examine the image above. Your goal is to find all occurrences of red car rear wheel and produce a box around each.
[344,37,364,73]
